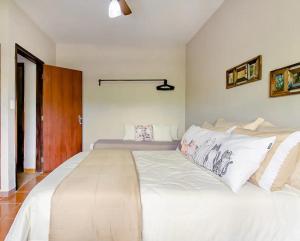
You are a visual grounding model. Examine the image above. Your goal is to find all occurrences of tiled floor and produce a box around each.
[0,173,48,241]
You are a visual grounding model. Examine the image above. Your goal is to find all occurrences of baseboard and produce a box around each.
[0,188,16,197]
[24,168,36,174]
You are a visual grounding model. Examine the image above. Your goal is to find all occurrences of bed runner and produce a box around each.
[49,149,142,241]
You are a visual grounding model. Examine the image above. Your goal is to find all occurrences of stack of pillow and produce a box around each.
[123,124,178,142]
[179,118,300,193]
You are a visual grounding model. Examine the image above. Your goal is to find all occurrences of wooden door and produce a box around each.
[43,65,82,172]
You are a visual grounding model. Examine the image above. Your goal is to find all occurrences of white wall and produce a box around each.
[17,55,37,170]
[186,0,300,128]
[56,44,186,150]
[0,0,56,192]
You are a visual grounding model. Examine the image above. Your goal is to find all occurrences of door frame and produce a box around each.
[16,63,25,173]
[15,44,44,185]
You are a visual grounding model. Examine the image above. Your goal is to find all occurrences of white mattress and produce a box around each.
[5,151,300,241]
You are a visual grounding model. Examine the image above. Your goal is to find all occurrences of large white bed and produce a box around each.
[6,151,300,241]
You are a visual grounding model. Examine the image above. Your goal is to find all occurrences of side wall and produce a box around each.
[0,0,56,192]
[186,0,300,127]
[56,44,186,150]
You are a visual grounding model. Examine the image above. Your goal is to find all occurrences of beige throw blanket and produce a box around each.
[49,149,142,241]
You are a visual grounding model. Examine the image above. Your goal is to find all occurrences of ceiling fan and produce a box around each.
[109,0,132,18]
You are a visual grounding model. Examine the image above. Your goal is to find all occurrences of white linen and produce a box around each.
[6,151,300,241]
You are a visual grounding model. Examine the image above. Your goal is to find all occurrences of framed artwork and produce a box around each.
[270,62,300,97]
[226,55,262,89]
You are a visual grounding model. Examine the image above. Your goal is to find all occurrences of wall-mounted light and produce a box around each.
[109,0,122,18]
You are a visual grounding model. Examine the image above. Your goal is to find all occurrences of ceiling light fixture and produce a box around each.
[109,0,122,18]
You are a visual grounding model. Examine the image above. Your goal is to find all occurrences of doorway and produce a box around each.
[15,44,44,189]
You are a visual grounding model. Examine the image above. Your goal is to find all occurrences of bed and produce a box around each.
[5,149,300,241]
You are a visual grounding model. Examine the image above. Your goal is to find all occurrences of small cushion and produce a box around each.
[123,124,135,140]
[135,125,154,141]
[153,124,172,142]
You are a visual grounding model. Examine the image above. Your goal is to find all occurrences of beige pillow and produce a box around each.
[215,118,264,131]
[258,121,276,129]
[288,147,300,189]
[234,128,299,191]
[201,121,234,133]
[201,121,214,129]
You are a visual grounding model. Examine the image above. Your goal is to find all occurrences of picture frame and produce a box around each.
[226,55,262,89]
[270,62,300,97]
[236,64,248,84]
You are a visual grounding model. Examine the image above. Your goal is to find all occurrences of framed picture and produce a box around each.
[236,64,248,84]
[270,62,300,97]
[226,55,262,89]
[248,62,258,79]
[226,69,235,88]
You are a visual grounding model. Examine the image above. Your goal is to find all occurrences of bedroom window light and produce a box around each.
[109,0,122,18]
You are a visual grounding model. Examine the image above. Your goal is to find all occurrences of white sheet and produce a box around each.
[5,151,300,241]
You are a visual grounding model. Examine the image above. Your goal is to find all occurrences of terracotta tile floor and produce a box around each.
[0,173,48,241]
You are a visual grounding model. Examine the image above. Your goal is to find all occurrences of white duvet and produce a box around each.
[5,151,300,241]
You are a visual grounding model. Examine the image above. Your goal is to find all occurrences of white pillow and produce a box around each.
[180,127,276,192]
[153,124,172,142]
[123,124,135,140]
[170,125,178,140]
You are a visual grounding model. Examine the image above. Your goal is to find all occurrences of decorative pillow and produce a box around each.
[135,125,153,141]
[180,127,276,192]
[214,118,265,131]
[234,128,300,191]
[153,124,173,142]
[123,124,135,140]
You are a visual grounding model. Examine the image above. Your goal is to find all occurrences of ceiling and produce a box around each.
[15,0,224,46]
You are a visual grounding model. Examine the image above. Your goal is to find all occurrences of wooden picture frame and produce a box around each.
[270,62,300,97]
[226,55,262,89]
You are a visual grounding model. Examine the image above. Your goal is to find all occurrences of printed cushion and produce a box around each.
[135,125,153,141]
[180,126,275,192]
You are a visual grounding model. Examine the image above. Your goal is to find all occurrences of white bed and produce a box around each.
[5,151,300,241]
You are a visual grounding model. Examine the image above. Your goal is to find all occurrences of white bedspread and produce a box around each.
[5,151,300,241]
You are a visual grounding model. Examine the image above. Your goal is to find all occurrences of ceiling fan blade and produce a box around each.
[119,0,132,15]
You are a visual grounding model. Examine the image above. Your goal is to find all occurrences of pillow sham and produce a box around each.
[234,128,300,191]
[180,127,275,192]
[214,117,265,131]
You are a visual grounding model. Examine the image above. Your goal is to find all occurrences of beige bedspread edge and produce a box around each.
[49,149,142,241]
